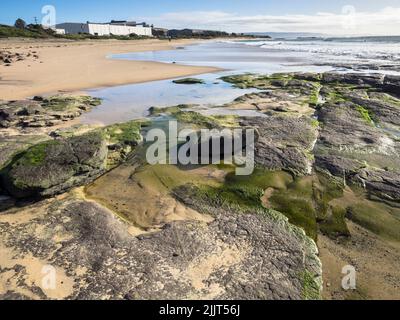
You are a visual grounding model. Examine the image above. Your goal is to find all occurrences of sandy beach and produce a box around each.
[0,39,220,100]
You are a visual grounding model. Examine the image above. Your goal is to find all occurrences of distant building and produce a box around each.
[55,21,153,37]
[55,28,66,35]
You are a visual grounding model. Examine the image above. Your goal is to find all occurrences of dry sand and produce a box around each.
[0,38,220,100]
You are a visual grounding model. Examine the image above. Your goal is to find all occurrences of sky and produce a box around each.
[1,0,400,35]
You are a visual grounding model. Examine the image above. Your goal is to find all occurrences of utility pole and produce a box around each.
[34,17,38,25]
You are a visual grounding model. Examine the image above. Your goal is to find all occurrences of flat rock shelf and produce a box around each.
[1,72,400,300]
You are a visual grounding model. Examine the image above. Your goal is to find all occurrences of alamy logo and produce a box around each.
[145,121,255,176]
[41,5,56,28]
[341,5,357,30]
[41,265,57,290]
[342,265,357,290]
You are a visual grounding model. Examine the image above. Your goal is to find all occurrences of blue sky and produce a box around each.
[1,0,400,35]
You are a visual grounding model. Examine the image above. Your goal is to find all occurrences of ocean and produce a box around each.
[233,37,400,65]
[81,38,400,125]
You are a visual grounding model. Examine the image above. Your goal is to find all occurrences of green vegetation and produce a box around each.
[267,176,318,240]
[368,91,400,108]
[319,206,350,238]
[309,91,319,106]
[355,105,374,125]
[327,91,348,103]
[149,104,191,116]
[174,111,221,129]
[220,73,295,89]
[0,24,51,38]
[270,193,317,240]
[150,105,238,128]
[100,120,148,168]
[0,23,151,40]
[42,95,102,112]
[309,84,322,107]
[226,168,293,190]
[347,202,400,242]
[14,19,26,30]
[191,169,351,241]
[301,271,321,300]
[381,93,400,107]
[197,184,264,210]
[102,120,144,145]
[311,173,350,238]
[195,169,291,211]
[13,140,60,167]
[194,168,321,240]
[173,78,205,85]
[314,173,345,217]
[310,119,320,128]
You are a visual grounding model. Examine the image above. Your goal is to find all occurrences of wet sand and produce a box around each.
[0,39,220,100]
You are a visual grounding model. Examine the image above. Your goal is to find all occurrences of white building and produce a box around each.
[55,21,153,37]
[55,28,66,35]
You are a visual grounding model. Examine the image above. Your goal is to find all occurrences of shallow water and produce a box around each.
[81,73,258,125]
[81,41,333,125]
[81,40,399,125]
[110,41,332,72]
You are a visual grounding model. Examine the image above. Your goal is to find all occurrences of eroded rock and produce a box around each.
[173,78,205,85]
[0,194,321,300]
[352,169,400,202]
[2,131,108,198]
[0,95,101,129]
[240,116,318,175]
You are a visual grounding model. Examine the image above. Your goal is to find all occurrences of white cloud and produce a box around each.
[140,7,400,35]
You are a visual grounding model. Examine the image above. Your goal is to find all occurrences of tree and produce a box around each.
[14,18,26,29]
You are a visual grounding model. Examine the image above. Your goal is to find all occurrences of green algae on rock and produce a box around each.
[1,72,400,300]
[0,134,51,171]
[101,120,147,168]
[0,191,322,300]
[2,131,108,198]
[173,78,205,85]
[0,95,101,129]
[149,104,239,128]
[219,71,400,246]
[149,104,192,116]
[173,181,323,300]
[0,119,147,198]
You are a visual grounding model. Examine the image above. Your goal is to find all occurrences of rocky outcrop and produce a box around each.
[314,61,400,74]
[1,131,108,198]
[351,169,400,202]
[320,72,385,87]
[320,72,399,96]
[222,72,400,98]
[0,50,36,66]
[240,116,318,176]
[221,72,400,203]
[315,155,365,177]
[173,78,205,85]
[0,134,50,171]
[383,75,400,96]
[313,83,400,202]
[0,191,321,300]
[314,97,400,201]
[0,95,101,129]
[316,102,383,148]
[2,72,399,301]
[0,120,144,199]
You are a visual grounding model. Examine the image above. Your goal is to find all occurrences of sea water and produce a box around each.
[81,39,400,125]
